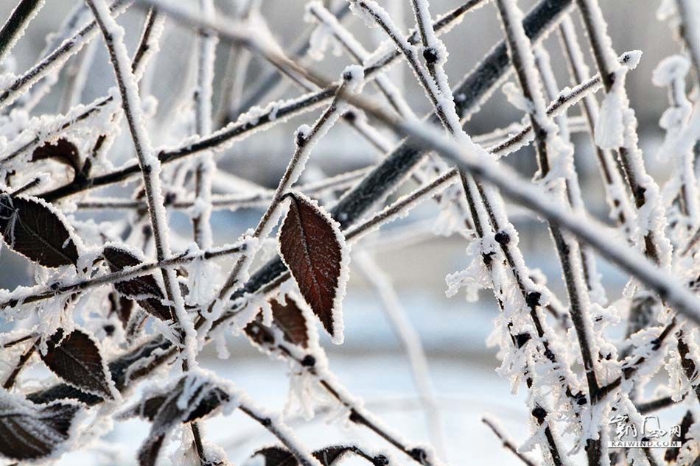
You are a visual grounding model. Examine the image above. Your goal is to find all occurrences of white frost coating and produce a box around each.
[342,64,365,91]
[445,240,493,301]
[349,1,380,29]
[595,70,627,149]
[304,4,343,62]
[0,0,132,111]
[0,390,84,461]
[307,1,416,120]
[652,55,690,87]
[184,251,222,307]
[502,81,533,113]
[295,124,312,142]
[401,118,700,325]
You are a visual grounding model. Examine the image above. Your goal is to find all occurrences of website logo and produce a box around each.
[608,415,681,448]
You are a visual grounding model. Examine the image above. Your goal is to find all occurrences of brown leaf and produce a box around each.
[271,297,310,348]
[0,194,79,267]
[40,329,116,401]
[250,447,297,466]
[128,375,231,466]
[278,193,349,340]
[249,445,359,465]
[0,396,80,461]
[103,246,174,321]
[31,139,82,175]
[120,380,229,424]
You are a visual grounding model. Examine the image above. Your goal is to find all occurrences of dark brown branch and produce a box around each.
[0,0,45,62]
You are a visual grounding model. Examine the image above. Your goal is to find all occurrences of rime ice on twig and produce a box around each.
[85,0,197,363]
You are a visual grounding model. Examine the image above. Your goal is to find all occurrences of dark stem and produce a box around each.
[2,340,36,389]
[482,417,536,466]
[0,0,45,62]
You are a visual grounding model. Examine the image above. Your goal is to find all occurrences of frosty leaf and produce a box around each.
[248,447,297,466]
[248,445,361,465]
[102,246,174,321]
[244,297,310,349]
[122,376,231,466]
[31,139,82,176]
[39,328,116,401]
[0,395,80,461]
[120,381,230,423]
[278,193,349,340]
[272,297,310,348]
[312,446,358,464]
[0,194,79,267]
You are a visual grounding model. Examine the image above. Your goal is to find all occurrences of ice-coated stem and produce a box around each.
[85,0,197,363]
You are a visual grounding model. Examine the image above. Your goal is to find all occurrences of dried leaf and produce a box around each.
[40,329,116,401]
[31,139,82,175]
[121,376,231,466]
[249,445,357,465]
[250,447,297,466]
[120,383,229,424]
[278,193,349,340]
[313,446,357,465]
[0,394,80,461]
[103,246,174,321]
[271,297,310,348]
[0,194,79,267]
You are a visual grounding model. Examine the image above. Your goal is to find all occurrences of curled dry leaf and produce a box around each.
[245,296,311,349]
[0,194,79,267]
[278,192,349,341]
[270,297,311,348]
[249,445,370,465]
[118,375,231,466]
[0,393,81,461]
[102,246,174,321]
[31,138,82,176]
[39,328,117,401]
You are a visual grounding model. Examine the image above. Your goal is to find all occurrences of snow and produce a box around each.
[594,75,626,150]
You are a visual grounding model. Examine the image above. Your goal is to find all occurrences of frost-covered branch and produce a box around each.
[0,0,132,109]
[0,243,244,309]
[0,0,45,64]
[85,0,196,362]
[482,417,537,466]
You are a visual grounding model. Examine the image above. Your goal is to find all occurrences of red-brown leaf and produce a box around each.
[278,193,348,339]
[40,329,116,401]
[271,297,310,348]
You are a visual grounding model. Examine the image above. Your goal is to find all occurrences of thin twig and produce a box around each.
[85,0,195,360]
[482,417,536,466]
[0,0,46,64]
